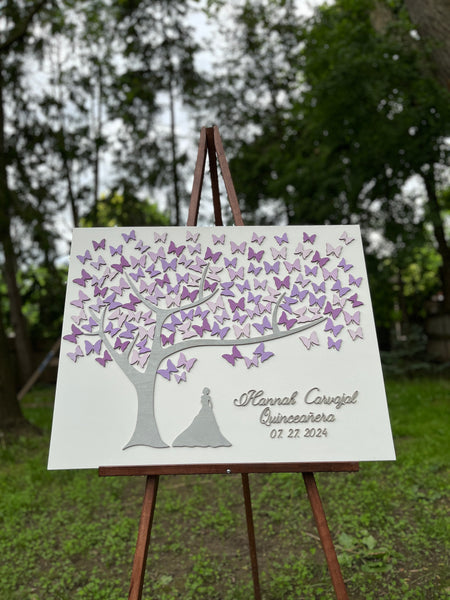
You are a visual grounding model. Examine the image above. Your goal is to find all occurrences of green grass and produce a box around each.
[1,378,448,599]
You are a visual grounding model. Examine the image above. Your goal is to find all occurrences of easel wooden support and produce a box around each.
[100,126,358,600]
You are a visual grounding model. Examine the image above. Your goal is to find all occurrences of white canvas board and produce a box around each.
[48,225,395,469]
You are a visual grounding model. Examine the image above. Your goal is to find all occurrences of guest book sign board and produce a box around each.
[48,225,395,469]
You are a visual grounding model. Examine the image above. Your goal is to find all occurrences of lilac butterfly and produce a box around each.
[130,351,149,368]
[294,242,313,259]
[154,232,167,243]
[348,327,363,340]
[237,280,250,293]
[229,297,245,312]
[109,244,123,256]
[215,309,231,324]
[85,339,102,355]
[67,345,83,362]
[212,234,225,245]
[339,231,354,245]
[135,240,150,253]
[244,355,259,368]
[326,243,343,258]
[211,322,230,339]
[221,282,235,297]
[130,267,145,282]
[111,277,130,295]
[349,275,362,287]
[161,332,175,346]
[248,264,262,276]
[222,345,243,366]
[254,279,267,290]
[90,256,106,270]
[312,281,325,294]
[305,265,318,277]
[234,323,251,338]
[112,255,130,273]
[177,353,197,371]
[300,331,320,350]
[284,258,301,273]
[148,247,166,262]
[122,229,136,243]
[175,372,187,383]
[77,250,92,264]
[309,293,326,308]
[251,233,265,245]
[231,241,246,254]
[264,261,280,274]
[81,317,98,333]
[71,309,86,325]
[254,342,274,362]
[332,279,351,297]
[325,318,344,337]
[327,337,342,351]
[229,267,244,280]
[271,246,287,259]
[278,312,296,330]
[161,258,177,272]
[186,231,200,242]
[131,255,146,268]
[248,292,262,304]
[343,310,360,325]
[105,322,120,337]
[322,267,338,281]
[225,257,237,268]
[96,350,112,367]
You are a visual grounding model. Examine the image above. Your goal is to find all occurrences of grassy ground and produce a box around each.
[0,378,448,599]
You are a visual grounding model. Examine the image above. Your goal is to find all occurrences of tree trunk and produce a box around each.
[0,301,25,430]
[424,172,450,312]
[0,62,34,384]
[123,376,169,449]
[404,0,450,90]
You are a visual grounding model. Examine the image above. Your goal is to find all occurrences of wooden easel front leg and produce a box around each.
[302,472,349,600]
[129,475,160,600]
[241,473,261,600]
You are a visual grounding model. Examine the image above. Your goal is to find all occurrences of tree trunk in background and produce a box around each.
[0,302,25,430]
[404,0,450,90]
[0,63,34,385]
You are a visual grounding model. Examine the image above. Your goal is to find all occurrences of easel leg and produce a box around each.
[302,472,349,600]
[241,473,262,600]
[129,475,159,600]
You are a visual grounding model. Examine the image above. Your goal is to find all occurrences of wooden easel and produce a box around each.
[100,126,358,600]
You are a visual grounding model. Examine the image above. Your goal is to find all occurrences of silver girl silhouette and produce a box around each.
[172,387,231,447]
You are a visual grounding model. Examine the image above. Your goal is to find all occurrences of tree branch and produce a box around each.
[0,0,49,54]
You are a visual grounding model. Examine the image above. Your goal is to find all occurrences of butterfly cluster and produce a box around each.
[65,228,365,383]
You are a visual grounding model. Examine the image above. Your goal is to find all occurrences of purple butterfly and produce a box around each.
[325,318,344,337]
[168,241,185,257]
[63,324,82,343]
[324,301,342,320]
[122,294,141,311]
[274,232,288,245]
[105,322,120,337]
[93,239,106,251]
[312,281,325,294]
[229,298,245,312]
[236,280,250,293]
[264,261,280,274]
[278,312,296,330]
[205,247,221,263]
[122,229,136,243]
[248,248,264,262]
[305,265,318,277]
[274,276,290,290]
[225,257,237,268]
[248,292,262,304]
[96,350,112,367]
[349,275,362,287]
[332,279,351,297]
[253,316,272,334]
[77,250,92,264]
[73,269,92,287]
[311,251,330,268]
[222,345,243,366]
[135,240,150,253]
[157,359,178,380]
[130,267,145,282]
[348,293,363,308]
[328,337,342,351]
[221,282,235,297]
[161,332,175,346]
[248,264,262,276]
[309,293,326,308]
[67,345,83,362]
[112,255,130,273]
[161,258,177,272]
[280,296,297,313]
[81,317,98,332]
[303,232,316,244]
[181,287,198,302]
[204,280,218,292]
[254,342,274,362]
[211,322,230,339]
[338,258,353,272]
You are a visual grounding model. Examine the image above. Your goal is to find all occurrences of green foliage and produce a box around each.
[0,379,448,599]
